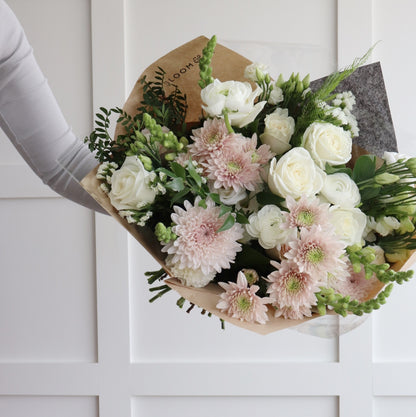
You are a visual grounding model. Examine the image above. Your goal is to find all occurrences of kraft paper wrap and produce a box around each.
[81,36,416,335]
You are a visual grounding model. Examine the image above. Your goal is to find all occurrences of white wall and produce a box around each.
[1,1,416,416]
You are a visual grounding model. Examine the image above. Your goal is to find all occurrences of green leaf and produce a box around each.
[325,163,352,177]
[236,212,249,224]
[352,155,376,183]
[166,177,184,192]
[217,214,235,232]
[256,191,285,206]
[170,161,186,179]
[219,204,232,217]
[198,199,207,209]
[208,193,221,204]
[187,161,202,187]
[171,189,190,204]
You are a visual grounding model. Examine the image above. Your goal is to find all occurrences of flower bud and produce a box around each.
[374,172,400,185]
[302,74,310,88]
[405,158,416,175]
[275,74,284,88]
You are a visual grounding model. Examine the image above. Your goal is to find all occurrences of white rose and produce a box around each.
[260,108,294,155]
[109,156,156,211]
[268,147,326,199]
[201,79,266,128]
[320,173,361,208]
[246,205,296,249]
[216,186,248,206]
[329,206,367,246]
[244,62,269,82]
[303,122,352,169]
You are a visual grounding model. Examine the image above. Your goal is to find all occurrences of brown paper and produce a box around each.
[82,36,416,335]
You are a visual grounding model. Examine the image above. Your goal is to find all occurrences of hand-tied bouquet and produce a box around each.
[82,36,416,333]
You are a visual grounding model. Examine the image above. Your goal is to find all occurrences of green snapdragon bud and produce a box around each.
[296,80,304,93]
[138,155,153,171]
[255,67,265,82]
[398,217,415,234]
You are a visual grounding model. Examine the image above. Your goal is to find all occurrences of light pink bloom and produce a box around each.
[331,265,382,302]
[162,197,243,275]
[240,134,275,165]
[203,146,262,192]
[189,118,233,158]
[285,225,347,281]
[267,260,320,319]
[283,195,332,230]
[217,271,269,324]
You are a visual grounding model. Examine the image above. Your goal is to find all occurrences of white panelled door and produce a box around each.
[1,1,416,417]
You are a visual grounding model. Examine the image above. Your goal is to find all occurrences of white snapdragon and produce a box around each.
[244,62,269,82]
[320,173,361,208]
[268,85,284,105]
[268,147,326,199]
[246,205,296,249]
[383,151,410,165]
[329,206,367,246]
[367,216,401,237]
[303,122,352,169]
[201,79,266,128]
[260,108,295,155]
[108,156,156,211]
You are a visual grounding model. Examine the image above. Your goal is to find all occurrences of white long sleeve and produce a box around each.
[0,0,105,213]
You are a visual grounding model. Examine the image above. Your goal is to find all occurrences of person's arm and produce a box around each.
[0,0,105,213]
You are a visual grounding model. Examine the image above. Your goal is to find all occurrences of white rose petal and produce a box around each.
[260,108,294,155]
[320,172,361,208]
[303,122,352,169]
[201,79,266,128]
[246,205,296,249]
[167,255,215,288]
[109,156,156,211]
[268,147,326,199]
[329,206,367,246]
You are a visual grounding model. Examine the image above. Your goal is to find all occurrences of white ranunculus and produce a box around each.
[167,255,215,287]
[303,122,352,169]
[329,206,367,246]
[268,147,326,199]
[109,156,156,211]
[201,79,266,128]
[246,205,296,249]
[260,108,294,155]
[320,172,361,208]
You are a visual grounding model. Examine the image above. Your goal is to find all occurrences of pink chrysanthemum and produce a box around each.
[203,146,262,192]
[285,225,347,281]
[217,271,270,324]
[283,195,331,230]
[189,118,233,158]
[267,260,320,319]
[240,134,275,165]
[331,265,382,303]
[162,197,243,275]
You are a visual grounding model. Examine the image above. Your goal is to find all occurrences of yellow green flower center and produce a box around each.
[227,161,241,174]
[306,246,325,265]
[236,294,252,312]
[297,210,315,227]
[286,274,302,294]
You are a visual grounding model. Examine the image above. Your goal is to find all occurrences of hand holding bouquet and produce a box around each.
[82,36,416,333]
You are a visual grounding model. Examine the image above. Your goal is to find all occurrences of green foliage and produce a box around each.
[137,67,187,136]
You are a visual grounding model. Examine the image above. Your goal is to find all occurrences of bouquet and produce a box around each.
[82,36,416,334]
